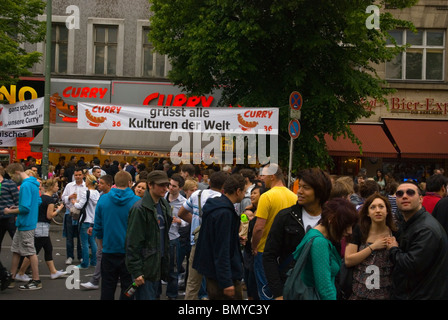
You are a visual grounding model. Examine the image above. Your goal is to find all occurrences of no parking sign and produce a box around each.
[289,91,302,119]
[289,91,302,110]
[288,119,301,140]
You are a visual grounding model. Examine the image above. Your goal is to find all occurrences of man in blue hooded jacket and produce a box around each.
[193,174,247,299]
[93,170,140,300]
[5,163,42,290]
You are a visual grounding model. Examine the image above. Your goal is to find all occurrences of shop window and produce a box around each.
[51,23,68,74]
[386,29,445,81]
[142,28,167,78]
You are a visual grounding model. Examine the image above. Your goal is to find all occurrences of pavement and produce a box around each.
[0,222,177,300]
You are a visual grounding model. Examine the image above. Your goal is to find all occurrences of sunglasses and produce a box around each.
[395,189,417,198]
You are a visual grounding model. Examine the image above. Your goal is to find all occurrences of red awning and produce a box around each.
[383,119,448,158]
[324,123,398,158]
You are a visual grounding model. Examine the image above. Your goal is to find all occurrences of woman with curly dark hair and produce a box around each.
[344,192,397,300]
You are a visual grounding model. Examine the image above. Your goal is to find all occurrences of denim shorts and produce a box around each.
[11,229,36,256]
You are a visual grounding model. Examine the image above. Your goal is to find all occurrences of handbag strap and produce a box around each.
[294,236,318,274]
[198,190,204,217]
[82,190,90,210]
[79,190,90,225]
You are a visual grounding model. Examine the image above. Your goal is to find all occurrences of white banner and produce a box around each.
[78,102,278,135]
[0,97,44,129]
[0,129,33,147]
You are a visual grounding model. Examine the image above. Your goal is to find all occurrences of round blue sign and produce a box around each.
[289,119,301,139]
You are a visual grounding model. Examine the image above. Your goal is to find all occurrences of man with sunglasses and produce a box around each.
[387,182,448,300]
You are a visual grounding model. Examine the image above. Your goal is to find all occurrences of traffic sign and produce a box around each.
[289,91,303,110]
[288,119,301,139]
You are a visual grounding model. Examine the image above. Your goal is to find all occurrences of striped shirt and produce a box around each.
[0,178,19,218]
[388,195,398,216]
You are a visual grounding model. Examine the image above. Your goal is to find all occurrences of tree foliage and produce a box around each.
[0,0,46,87]
[148,0,417,170]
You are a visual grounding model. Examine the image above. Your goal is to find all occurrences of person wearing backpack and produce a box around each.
[284,198,358,300]
[193,174,247,299]
[178,170,229,300]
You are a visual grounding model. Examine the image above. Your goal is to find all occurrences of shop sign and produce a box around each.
[363,96,448,116]
[101,149,183,158]
[30,145,98,155]
[78,103,278,134]
[143,92,215,107]
[0,97,44,129]
[111,81,223,107]
[390,97,448,115]
[50,79,111,124]
[0,85,39,105]
[0,129,33,147]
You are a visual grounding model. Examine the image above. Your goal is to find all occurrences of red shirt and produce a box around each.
[422,193,442,214]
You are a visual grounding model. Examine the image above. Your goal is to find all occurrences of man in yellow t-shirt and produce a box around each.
[251,164,297,300]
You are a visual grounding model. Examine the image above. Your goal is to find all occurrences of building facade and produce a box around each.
[0,0,446,178]
[327,0,448,180]
[6,0,225,165]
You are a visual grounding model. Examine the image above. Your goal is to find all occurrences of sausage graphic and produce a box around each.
[237,114,258,128]
[50,93,77,116]
[85,109,106,126]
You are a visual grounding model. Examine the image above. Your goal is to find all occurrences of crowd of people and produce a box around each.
[1,155,448,300]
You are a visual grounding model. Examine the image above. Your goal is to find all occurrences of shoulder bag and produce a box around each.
[283,236,320,300]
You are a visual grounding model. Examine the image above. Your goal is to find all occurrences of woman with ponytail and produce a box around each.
[71,174,100,269]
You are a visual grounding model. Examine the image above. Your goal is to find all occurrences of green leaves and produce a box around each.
[0,0,46,86]
[148,0,416,169]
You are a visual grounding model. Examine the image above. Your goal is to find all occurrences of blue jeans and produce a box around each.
[178,240,191,275]
[166,238,180,298]
[136,280,160,300]
[79,223,97,268]
[199,278,208,299]
[254,252,273,300]
[63,213,82,260]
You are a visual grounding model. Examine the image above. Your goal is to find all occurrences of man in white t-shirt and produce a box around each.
[302,208,322,232]
[61,167,87,265]
[178,170,228,300]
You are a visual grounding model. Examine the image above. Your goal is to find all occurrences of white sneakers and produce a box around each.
[14,273,31,282]
[16,270,67,281]
[65,257,73,265]
[50,270,68,280]
[80,282,99,290]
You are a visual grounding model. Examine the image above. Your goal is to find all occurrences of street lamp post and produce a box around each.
[42,0,52,179]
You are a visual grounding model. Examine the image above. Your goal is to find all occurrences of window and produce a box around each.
[386,29,445,81]
[51,23,68,74]
[142,28,167,78]
[36,16,75,75]
[94,25,118,75]
[87,18,124,76]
